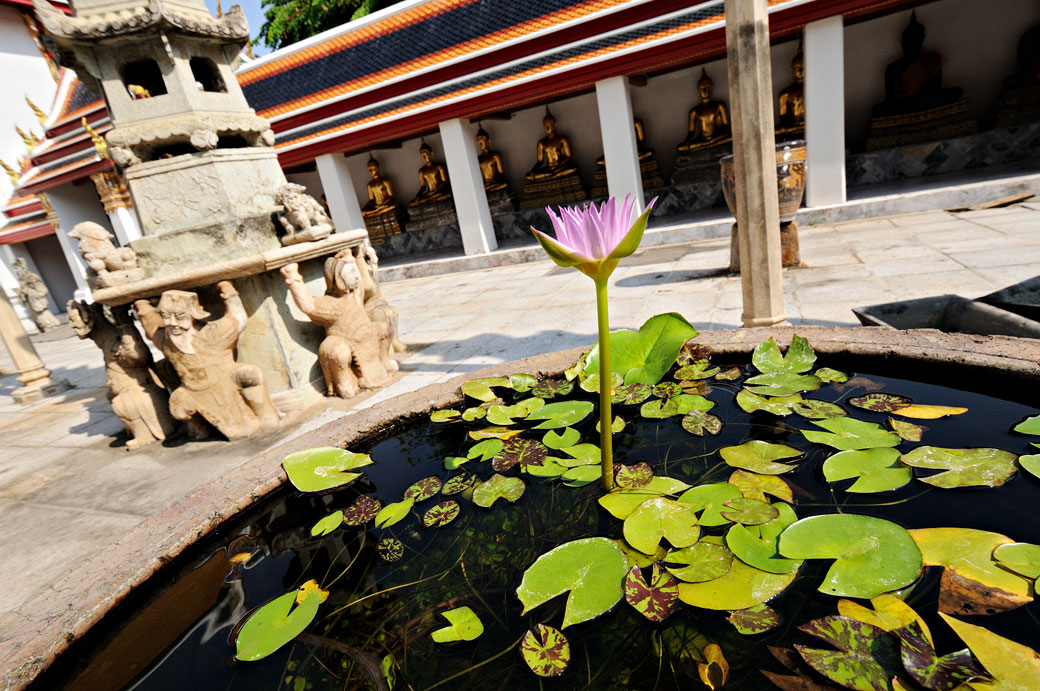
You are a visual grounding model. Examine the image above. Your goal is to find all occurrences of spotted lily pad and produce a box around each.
[471,474,526,508]
[719,440,803,475]
[583,313,698,386]
[728,604,781,635]
[725,502,801,574]
[525,400,595,429]
[665,541,734,582]
[640,394,713,419]
[521,624,570,677]
[430,409,461,422]
[728,470,793,503]
[517,537,629,628]
[801,417,901,450]
[461,376,511,402]
[542,427,580,450]
[310,511,343,537]
[795,616,901,691]
[715,367,742,381]
[282,447,373,493]
[624,563,680,622]
[467,438,504,460]
[752,335,817,374]
[430,606,483,643]
[235,580,325,661]
[678,482,742,526]
[993,542,1040,585]
[532,378,574,399]
[779,515,922,598]
[676,361,721,380]
[404,476,443,501]
[611,383,652,405]
[894,619,985,690]
[652,381,683,398]
[901,446,1018,488]
[676,342,712,366]
[679,379,710,395]
[849,392,912,413]
[623,497,700,554]
[342,495,382,526]
[940,612,1040,689]
[894,404,968,420]
[745,372,821,397]
[889,418,926,442]
[681,410,723,436]
[377,537,405,562]
[510,372,538,392]
[422,500,461,528]
[736,390,803,416]
[815,367,848,383]
[1013,414,1040,435]
[615,462,654,488]
[838,594,931,642]
[492,437,549,472]
[441,473,477,495]
[677,539,797,610]
[792,399,847,420]
[822,447,913,493]
[374,497,414,529]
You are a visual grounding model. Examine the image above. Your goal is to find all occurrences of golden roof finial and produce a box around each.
[0,159,19,185]
[216,0,222,18]
[246,41,254,59]
[25,96,48,127]
[82,117,108,159]
[15,126,38,151]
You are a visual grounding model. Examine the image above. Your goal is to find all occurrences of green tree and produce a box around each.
[256,0,389,50]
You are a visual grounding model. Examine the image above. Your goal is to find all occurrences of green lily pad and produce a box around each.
[580,371,623,393]
[525,400,595,429]
[736,390,803,416]
[679,379,710,395]
[681,410,723,436]
[652,381,683,398]
[377,537,404,562]
[374,497,414,528]
[678,482,742,526]
[720,497,779,525]
[235,582,324,661]
[492,437,549,472]
[342,495,382,526]
[282,447,373,493]
[894,619,986,690]
[461,376,511,402]
[815,367,848,383]
[310,511,343,537]
[752,335,817,374]
[901,447,1018,488]
[665,541,734,583]
[727,603,781,635]
[1022,454,1040,479]
[889,418,926,442]
[532,378,574,399]
[542,427,580,450]
[404,476,442,501]
[823,448,913,493]
[525,457,569,478]
[486,397,545,425]
[595,415,626,434]
[422,500,461,528]
[556,443,600,467]
[849,392,912,413]
[993,542,1040,583]
[462,404,488,422]
[725,502,801,574]
[728,470,793,503]
[597,476,692,519]
[719,440,803,475]
[468,438,503,460]
[510,373,538,392]
[615,462,654,489]
[795,616,901,691]
[521,624,570,677]
[611,383,652,405]
[471,474,526,508]
[468,426,521,441]
[715,367,742,381]
[625,563,680,622]
[744,371,821,397]
[623,497,700,554]
[430,606,483,643]
[444,456,469,470]
[516,537,629,628]
[940,613,1040,690]
[676,361,720,380]
[430,409,461,423]
[779,514,922,598]
[583,313,699,386]
[441,473,477,496]
[792,399,847,420]
[677,540,797,609]
[1013,414,1040,435]
[640,393,713,419]
[801,417,902,450]
[561,465,601,487]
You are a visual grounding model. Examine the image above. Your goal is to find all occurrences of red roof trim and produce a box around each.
[18,158,111,195]
[0,221,56,245]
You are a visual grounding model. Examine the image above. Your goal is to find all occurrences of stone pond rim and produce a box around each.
[3,326,1038,690]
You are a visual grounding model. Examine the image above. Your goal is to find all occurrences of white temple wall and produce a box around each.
[0,244,41,329]
[285,169,325,201]
[25,234,78,309]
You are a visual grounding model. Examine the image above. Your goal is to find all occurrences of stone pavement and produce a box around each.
[1,203,1038,636]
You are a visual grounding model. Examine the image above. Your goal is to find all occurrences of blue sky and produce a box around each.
[202,0,272,56]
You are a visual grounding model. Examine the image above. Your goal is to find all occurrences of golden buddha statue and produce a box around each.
[525,108,579,181]
[409,140,452,207]
[874,12,961,117]
[476,126,508,192]
[362,155,397,219]
[677,69,730,152]
[777,48,805,133]
[595,119,655,167]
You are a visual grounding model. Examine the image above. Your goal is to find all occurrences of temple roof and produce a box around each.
[0,193,55,245]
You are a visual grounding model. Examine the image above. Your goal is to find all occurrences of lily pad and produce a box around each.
[675,342,712,366]
[561,465,601,487]
[471,474,526,508]
[462,404,489,422]
[525,457,569,478]
[468,426,521,441]
[595,415,626,434]
[652,381,683,398]
[310,511,343,537]
[801,417,901,451]
[525,400,595,429]
[679,379,710,395]
[1013,414,1040,435]
[676,361,721,380]
[441,473,477,495]
[839,594,931,643]
[623,497,700,554]
[728,470,793,503]
[894,404,968,420]
[282,447,373,493]
[889,418,926,442]
[993,542,1040,584]
[793,399,847,420]
[715,367,742,381]
[1022,454,1040,479]
[486,397,545,425]
[815,367,848,384]
[940,612,1040,690]
[611,383,653,405]
[822,447,913,493]
[677,541,797,610]
[795,616,901,691]
[556,443,600,467]
[422,500,461,528]
[444,456,469,470]
[583,313,699,386]
[725,502,801,574]
[745,371,821,397]
[374,497,414,529]
[720,497,780,525]
[521,624,570,677]
[430,606,483,643]
[542,427,581,450]
[778,514,922,598]
[901,447,1018,488]
[894,619,985,690]
[736,390,803,416]
[752,335,817,374]
[492,437,549,472]
[615,462,654,489]
[640,394,713,419]
[698,643,729,690]
[342,495,382,526]
[403,476,443,501]
[719,440,804,475]
[235,580,325,661]
[678,482,743,526]
[467,438,504,460]
[849,392,912,413]
[665,541,734,583]
[430,409,461,423]
[681,410,723,436]
[509,372,538,392]
[728,603,781,635]
[461,376,511,402]
[579,370,623,393]
[532,378,574,399]
[377,537,405,562]
[625,563,680,622]
[516,537,629,628]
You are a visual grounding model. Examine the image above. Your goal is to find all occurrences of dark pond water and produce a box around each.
[38,357,1040,691]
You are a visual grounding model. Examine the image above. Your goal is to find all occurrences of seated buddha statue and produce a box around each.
[361,156,398,219]
[677,69,731,152]
[409,141,452,207]
[525,108,579,181]
[595,118,655,167]
[777,48,805,134]
[873,12,962,117]
[1005,24,1040,89]
[476,126,509,192]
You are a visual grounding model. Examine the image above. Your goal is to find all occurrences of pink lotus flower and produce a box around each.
[532,195,656,279]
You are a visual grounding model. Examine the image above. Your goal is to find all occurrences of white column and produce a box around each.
[804,15,846,207]
[438,118,497,255]
[595,76,644,209]
[316,152,367,233]
[108,205,142,244]
[0,246,36,330]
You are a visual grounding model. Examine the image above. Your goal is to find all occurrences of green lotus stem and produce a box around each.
[595,276,613,490]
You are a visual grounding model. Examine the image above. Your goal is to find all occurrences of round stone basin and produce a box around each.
[4,327,1039,690]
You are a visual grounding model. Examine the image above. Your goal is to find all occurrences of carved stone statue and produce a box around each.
[526,108,579,181]
[68,221,145,288]
[995,24,1040,127]
[11,258,60,331]
[777,48,805,136]
[68,300,177,450]
[280,252,397,398]
[678,69,731,152]
[409,141,452,207]
[134,282,280,440]
[356,240,404,353]
[476,127,509,191]
[275,183,333,245]
[361,155,406,238]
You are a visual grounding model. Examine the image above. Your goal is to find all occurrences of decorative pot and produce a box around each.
[719,139,806,222]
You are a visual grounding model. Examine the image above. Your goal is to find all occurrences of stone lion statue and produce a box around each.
[275,183,333,245]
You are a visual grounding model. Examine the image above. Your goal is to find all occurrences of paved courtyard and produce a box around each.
[0,202,1039,663]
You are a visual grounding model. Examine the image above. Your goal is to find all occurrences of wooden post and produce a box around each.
[724,0,787,327]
